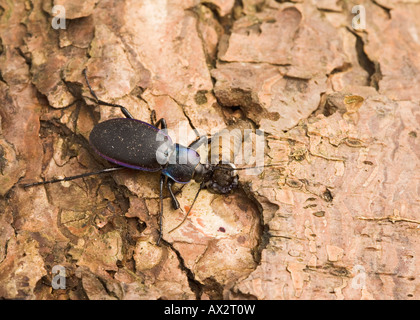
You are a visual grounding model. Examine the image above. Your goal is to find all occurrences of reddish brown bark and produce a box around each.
[0,0,418,299]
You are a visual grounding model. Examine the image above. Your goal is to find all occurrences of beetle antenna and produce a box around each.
[20,167,125,188]
[214,162,286,172]
[168,182,204,234]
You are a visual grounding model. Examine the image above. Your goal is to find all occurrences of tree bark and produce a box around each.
[0,0,418,300]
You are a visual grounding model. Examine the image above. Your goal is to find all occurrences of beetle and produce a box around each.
[22,69,284,244]
[22,68,243,244]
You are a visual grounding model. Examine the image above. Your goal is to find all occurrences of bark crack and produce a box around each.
[347,27,382,90]
[162,239,204,300]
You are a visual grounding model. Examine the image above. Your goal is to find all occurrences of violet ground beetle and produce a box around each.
[22,69,283,245]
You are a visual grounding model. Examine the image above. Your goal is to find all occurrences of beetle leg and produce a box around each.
[157,174,165,245]
[82,68,134,119]
[188,135,209,150]
[167,179,180,210]
[150,110,168,130]
[154,118,167,130]
[151,110,157,124]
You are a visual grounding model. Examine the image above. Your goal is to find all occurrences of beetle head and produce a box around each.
[193,163,239,194]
